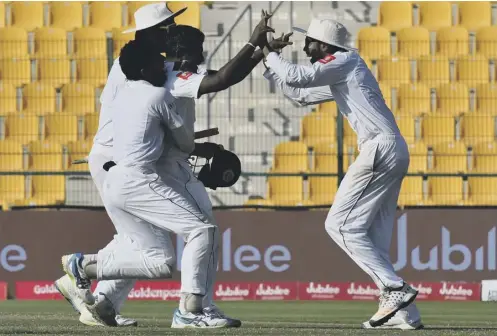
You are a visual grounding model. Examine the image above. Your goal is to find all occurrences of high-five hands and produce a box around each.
[269,32,294,53]
[249,10,275,48]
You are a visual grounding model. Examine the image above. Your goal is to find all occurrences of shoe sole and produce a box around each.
[368,290,419,328]
[86,303,118,327]
[362,321,424,330]
[171,324,227,329]
[54,279,81,314]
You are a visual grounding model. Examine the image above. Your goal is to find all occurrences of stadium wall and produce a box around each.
[0,210,495,300]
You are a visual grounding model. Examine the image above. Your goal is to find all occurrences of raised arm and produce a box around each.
[196,11,290,97]
[262,47,355,89]
[263,68,334,106]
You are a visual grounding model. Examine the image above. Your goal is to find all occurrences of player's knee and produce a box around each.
[324,216,340,238]
[150,262,174,279]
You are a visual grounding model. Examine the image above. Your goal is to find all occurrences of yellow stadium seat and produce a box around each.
[419,2,452,31]
[76,58,107,87]
[422,115,455,145]
[0,176,25,204]
[0,27,28,57]
[316,101,337,115]
[462,114,495,145]
[457,54,489,87]
[28,141,64,171]
[22,83,56,115]
[378,2,413,32]
[112,28,133,59]
[467,177,497,205]
[89,2,122,31]
[313,142,340,173]
[398,176,424,206]
[0,84,17,115]
[300,113,336,147]
[476,26,497,59]
[72,28,107,59]
[272,141,308,173]
[66,140,92,171]
[343,121,358,146]
[169,2,200,28]
[34,27,67,57]
[0,2,4,28]
[85,113,99,139]
[27,175,65,205]
[44,114,79,144]
[10,2,43,31]
[459,1,491,32]
[357,26,391,59]
[379,82,392,109]
[309,176,338,206]
[0,57,31,87]
[4,115,39,143]
[267,176,303,205]
[61,83,95,115]
[49,1,83,30]
[417,55,450,88]
[37,57,71,88]
[437,83,469,116]
[431,142,468,173]
[397,83,431,116]
[428,177,464,205]
[436,26,469,58]
[407,142,428,172]
[127,2,158,25]
[476,83,497,115]
[471,142,497,173]
[396,115,416,143]
[377,56,410,88]
[0,141,24,171]
[397,27,430,58]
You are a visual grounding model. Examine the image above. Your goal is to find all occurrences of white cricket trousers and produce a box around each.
[88,143,175,311]
[325,135,409,291]
[102,159,218,298]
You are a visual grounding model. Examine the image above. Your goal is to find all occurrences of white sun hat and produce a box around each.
[293,19,357,51]
[123,2,187,34]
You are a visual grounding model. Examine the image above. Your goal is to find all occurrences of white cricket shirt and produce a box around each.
[265,51,400,147]
[111,80,182,168]
[157,68,206,163]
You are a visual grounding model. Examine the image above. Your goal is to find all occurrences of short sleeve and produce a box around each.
[166,71,206,99]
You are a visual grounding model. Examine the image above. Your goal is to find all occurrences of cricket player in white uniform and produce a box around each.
[54,2,186,327]
[61,39,236,329]
[60,10,277,327]
[57,7,276,329]
[262,19,422,330]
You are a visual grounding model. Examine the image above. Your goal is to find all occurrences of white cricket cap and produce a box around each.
[123,2,187,34]
[293,19,357,51]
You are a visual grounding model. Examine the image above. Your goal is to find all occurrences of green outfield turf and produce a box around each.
[0,301,495,335]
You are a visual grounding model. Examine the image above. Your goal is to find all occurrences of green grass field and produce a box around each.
[0,301,495,335]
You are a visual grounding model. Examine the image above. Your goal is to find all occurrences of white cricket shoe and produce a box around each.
[85,293,118,327]
[203,305,242,328]
[55,275,101,326]
[115,315,139,327]
[61,253,93,298]
[368,283,418,327]
[171,309,230,328]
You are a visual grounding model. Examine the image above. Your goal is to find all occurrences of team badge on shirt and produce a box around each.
[318,55,336,64]
[176,72,193,80]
